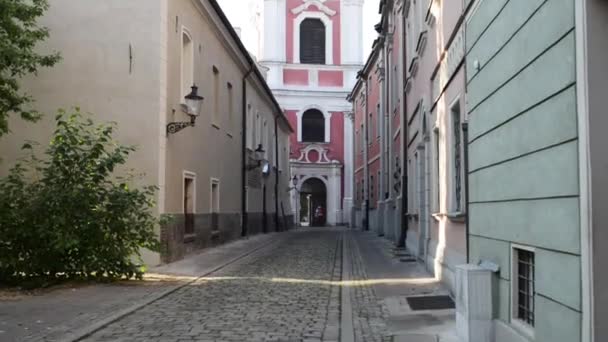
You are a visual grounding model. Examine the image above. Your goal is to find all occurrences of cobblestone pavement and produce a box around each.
[82,229,346,342]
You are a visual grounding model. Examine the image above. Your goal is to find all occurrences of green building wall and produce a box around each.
[465,0,581,341]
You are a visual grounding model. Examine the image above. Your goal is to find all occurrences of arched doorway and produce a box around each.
[299,178,327,226]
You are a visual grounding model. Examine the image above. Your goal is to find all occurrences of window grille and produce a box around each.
[516,248,535,326]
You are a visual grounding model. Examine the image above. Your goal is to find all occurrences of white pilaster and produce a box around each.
[341,0,364,66]
[263,0,286,62]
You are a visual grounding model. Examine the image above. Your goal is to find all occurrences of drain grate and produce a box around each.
[406,295,455,311]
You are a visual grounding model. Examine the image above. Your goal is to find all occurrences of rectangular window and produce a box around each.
[181,30,194,100]
[376,103,381,138]
[451,100,462,212]
[227,82,233,130]
[183,172,196,236]
[247,104,254,149]
[512,246,535,329]
[434,127,440,212]
[213,66,220,125]
[210,179,220,231]
[360,124,364,152]
[368,113,373,144]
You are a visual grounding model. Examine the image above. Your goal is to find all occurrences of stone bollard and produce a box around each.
[455,264,493,342]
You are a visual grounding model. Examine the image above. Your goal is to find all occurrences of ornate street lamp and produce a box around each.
[167,85,204,135]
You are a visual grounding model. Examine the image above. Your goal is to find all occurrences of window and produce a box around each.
[301,109,325,142]
[434,127,440,212]
[392,66,398,111]
[183,172,196,236]
[227,82,234,130]
[512,246,535,329]
[255,113,261,147]
[213,66,220,125]
[451,100,462,212]
[210,179,220,231]
[360,124,364,152]
[376,104,381,138]
[300,18,326,64]
[247,104,253,149]
[181,30,194,100]
[368,113,373,144]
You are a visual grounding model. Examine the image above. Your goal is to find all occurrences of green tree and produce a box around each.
[0,0,61,136]
[0,109,161,287]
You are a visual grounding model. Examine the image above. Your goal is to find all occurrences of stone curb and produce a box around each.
[51,236,282,342]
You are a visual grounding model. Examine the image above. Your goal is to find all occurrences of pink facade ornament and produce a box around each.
[295,144,339,164]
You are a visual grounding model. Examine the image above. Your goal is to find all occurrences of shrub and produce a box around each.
[0,109,160,287]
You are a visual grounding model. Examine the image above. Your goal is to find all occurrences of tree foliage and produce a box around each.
[0,0,61,136]
[0,109,160,287]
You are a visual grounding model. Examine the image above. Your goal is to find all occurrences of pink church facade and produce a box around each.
[261,0,363,226]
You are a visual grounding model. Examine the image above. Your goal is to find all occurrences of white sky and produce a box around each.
[216,0,381,61]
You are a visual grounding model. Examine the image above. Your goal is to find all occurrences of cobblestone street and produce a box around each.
[83,228,348,342]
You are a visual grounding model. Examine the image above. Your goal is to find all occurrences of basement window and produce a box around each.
[511,245,536,336]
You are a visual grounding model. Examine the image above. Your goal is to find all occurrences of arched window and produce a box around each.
[300,18,326,64]
[301,109,325,142]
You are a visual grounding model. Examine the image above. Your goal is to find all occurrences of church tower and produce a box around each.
[261,0,364,226]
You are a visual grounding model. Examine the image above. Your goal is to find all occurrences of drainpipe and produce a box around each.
[274,115,280,231]
[241,66,255,237]
[398,6,409,249]
[462,121,470,262]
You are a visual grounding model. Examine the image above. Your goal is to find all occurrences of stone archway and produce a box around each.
[299,177,327,226]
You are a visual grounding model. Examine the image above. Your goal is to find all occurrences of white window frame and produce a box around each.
[449,96,463,213]
[180,27,194,102]
[183,171,197,214]
[510,244,536,340]
[293,11,334,65]
[210,178,221,213]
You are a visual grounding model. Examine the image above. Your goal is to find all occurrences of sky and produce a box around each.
[216,0,381,61]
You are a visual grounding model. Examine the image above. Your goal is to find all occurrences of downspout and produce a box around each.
[241,66,255,237]
[274,115,280,231]
[462,122,470,262]
[398,7,409,248]
[364,76,370,231]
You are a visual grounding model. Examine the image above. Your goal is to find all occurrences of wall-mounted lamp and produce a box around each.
[247,144,269,172]
[167,85,204,135]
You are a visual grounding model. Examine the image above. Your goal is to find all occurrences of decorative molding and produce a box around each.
[295,144,339,164]
[291,0,337,17]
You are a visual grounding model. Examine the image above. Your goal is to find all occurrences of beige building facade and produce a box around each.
[0,0,292,266]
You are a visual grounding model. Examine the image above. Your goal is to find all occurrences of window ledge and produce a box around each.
[226,132,233,138]
[510,319,535,341]
[212,123,220,130]
[447,211,466,222]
